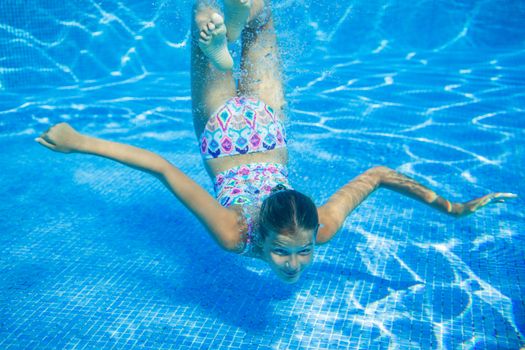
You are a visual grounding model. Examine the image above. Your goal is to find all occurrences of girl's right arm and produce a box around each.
[36,123,243,252]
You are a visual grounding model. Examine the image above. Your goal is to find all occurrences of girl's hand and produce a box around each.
[459,192,518,216]
[35,122,84,153]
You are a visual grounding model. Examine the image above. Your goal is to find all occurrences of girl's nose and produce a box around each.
[288,254,299,269]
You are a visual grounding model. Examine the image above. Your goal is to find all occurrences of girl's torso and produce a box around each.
[212,161,291,258]
[203,148,288,179]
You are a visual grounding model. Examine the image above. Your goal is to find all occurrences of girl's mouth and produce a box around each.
[282,269,299,277]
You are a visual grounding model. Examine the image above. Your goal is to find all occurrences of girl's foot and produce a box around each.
[224,0,252,42]
[197,12,234,71]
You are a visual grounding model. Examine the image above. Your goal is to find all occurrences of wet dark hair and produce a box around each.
[259,188,319,240]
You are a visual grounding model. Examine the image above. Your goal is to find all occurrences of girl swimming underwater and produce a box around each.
[35,0,516,284]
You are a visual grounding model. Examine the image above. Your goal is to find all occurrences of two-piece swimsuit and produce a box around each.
[199,96,292,256]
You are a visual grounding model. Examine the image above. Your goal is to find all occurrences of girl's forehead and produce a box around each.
[272,230,314,245]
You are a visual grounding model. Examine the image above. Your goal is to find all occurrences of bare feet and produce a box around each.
[224,0,252,42]
[197,12,233,71]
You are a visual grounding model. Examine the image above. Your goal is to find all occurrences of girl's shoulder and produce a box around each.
[230,204,265,259]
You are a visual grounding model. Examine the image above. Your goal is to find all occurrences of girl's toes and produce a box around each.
[211,13,224,25]
[200,30,210,40]
[213,25,227,36]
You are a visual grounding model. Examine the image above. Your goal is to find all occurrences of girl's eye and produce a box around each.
[273,249,288,255]
[300,249,312,255]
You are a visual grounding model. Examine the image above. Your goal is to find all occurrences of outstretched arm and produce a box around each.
[316,166,516,245]
[36,123,242,251]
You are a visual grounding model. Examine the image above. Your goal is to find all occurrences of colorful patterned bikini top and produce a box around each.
[213,162,292,256]
[200,97,287,159]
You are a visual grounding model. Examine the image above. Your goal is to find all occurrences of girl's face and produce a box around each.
[262,227,317,283]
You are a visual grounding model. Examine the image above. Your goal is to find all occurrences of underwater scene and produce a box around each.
[1,0,524,349]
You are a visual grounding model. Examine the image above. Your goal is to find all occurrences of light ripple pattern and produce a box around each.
[1,1,524,350]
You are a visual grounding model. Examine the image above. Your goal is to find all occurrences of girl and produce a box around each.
[35,0,516,284]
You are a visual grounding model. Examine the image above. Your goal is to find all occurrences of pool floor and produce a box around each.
[1,51,524,349]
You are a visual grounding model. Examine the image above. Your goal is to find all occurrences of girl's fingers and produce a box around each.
[41,133,56,145]
[35,137,56,150]
[464,191,517,215]
[481,192,517,207]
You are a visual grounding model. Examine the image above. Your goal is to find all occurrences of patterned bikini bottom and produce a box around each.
[199,96,287,160]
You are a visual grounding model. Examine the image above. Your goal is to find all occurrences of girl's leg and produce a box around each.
[191,2,236,138]
[238,2,286,118]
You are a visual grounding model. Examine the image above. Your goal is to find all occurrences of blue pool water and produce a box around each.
[1,0,524,349]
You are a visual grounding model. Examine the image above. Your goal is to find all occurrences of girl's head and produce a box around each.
[259,188,319,283]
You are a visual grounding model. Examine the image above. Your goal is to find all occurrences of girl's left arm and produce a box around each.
[316,166,517,245]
